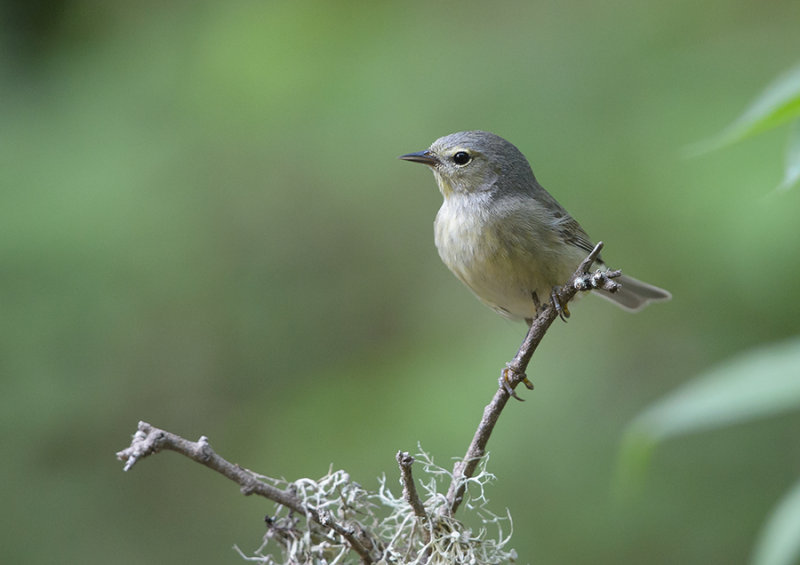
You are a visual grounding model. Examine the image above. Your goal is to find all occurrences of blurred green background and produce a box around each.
[2,1,800,563]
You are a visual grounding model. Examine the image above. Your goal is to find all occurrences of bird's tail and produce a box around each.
[593,273,671,312]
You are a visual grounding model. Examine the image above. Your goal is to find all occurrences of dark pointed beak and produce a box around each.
[398,150,438,166]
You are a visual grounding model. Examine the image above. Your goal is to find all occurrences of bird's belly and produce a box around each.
[434,202,564,320]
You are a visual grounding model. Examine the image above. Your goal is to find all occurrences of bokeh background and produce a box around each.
[2,1,800,563]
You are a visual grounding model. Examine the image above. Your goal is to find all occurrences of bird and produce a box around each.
[399,130,670,322]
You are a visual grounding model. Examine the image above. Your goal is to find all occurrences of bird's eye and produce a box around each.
[452,151,471,165]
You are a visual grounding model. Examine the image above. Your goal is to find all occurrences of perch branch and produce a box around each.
[445,242,618,516]
[116,421,380,564]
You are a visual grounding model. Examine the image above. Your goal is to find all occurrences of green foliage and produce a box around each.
[694,62,800,190]
[781,120,800,190]
[620,305,800,561]
[620,337,800,483]
[751,479,800,565]
[622,62,800,565]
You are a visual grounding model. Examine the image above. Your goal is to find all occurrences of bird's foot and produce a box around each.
[550,287,571,322]
[501,364,534,401]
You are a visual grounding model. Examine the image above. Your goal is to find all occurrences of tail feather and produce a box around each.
[593,274,671,312]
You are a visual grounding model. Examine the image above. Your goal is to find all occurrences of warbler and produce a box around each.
[399,130,670,321]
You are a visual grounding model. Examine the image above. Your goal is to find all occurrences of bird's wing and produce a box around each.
[559,216,597,256]
[530,182,599,258]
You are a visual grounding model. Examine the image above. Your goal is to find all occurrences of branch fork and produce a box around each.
[117,242,619,562]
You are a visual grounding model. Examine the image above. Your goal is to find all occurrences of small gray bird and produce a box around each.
[400,130,670,321]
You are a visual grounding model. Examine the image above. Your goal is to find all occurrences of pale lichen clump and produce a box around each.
[235,451,516,565]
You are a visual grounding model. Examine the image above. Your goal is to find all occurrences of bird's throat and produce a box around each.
[433,171,456,198]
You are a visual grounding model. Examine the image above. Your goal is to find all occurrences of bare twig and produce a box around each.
[446,242,617,516]
[395,451,433,561]
[116,421,380,564]
[395,451,428,521]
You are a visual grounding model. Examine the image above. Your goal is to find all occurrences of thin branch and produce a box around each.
[116,421,380,565]
[395,450,433,561]
[395,451,428,521]
[446,242,618,516]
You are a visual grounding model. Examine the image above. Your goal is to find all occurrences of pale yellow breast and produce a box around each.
[434,194,571,319]
[434,196,549,318]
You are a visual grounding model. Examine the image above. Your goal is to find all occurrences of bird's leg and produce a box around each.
[551,287,570,321]
[531,291,543,316]
[532,292,541,311]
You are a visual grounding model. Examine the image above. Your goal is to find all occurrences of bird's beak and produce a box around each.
[398,150,439,166]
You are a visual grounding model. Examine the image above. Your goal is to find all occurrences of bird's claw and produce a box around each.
[501,365,534,401]
[551,287,570,321]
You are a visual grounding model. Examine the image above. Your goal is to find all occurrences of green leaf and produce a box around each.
[777,118,800,191]
[751,478,800,565]
[692,63,800,153]
[619,337,800,481]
